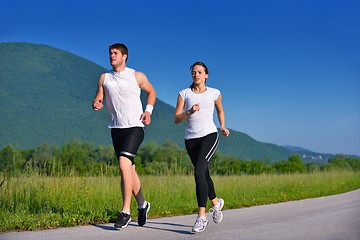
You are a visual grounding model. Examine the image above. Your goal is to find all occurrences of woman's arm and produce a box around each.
[215,94,230,136]
[174,94,188,124]
[174,94,200,124]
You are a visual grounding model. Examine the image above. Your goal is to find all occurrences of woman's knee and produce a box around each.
[194,168,206,181]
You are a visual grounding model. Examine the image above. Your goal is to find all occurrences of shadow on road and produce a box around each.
[90,221,194,235]
[89,223,118,231]
[143,221,194,235]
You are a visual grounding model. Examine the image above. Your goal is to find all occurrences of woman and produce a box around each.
[174,62,230,233]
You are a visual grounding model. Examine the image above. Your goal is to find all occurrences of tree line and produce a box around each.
[1,140,359,181]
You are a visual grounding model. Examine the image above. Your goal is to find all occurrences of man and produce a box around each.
[92,43,156,229]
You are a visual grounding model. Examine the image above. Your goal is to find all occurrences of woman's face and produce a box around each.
[191,65,208,85]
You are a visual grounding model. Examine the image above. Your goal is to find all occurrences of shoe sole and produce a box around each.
[214,212,223,224]
[192,221,209,233]
[192,228,206,233]
[114,217,132,229]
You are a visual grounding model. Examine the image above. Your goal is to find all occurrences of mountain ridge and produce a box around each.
[0,42,311,162]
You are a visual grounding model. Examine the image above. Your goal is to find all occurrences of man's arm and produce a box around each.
[135,71,156,124]
[135,71,156,107]
[92,73,105,111]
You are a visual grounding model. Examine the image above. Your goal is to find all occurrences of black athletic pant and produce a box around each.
[185,132,219,208]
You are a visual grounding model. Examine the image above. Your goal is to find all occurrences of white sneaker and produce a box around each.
[192,216,208,233]
[209,198,224,223]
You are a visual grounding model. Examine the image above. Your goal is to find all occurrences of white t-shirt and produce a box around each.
[103,67,144,128]
[179,87,220,139]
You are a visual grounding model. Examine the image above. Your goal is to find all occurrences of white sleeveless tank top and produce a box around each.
[103,67,144,128]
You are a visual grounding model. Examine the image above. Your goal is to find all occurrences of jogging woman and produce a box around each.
[174,61,230,233]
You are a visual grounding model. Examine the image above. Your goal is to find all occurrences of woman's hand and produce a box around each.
[189,104,200,114]
[221,127,230,137]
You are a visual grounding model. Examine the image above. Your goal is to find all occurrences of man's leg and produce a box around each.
[114,156,134,229]
[119,156,133,213]
[131,164,150,226]
[112,127,147,228]
[131,165,145,205]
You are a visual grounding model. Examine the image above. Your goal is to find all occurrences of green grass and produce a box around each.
[1,171,360,232]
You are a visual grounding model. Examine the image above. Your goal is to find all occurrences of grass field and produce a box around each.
[1,171,359,232]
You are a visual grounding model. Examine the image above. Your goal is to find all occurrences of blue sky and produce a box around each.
[1,0,359,155]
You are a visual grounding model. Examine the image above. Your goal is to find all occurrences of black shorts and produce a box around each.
[111,127,144,165]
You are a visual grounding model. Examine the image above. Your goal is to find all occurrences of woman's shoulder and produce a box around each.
[179,87,192,94]
[207,87,220,94]
[178,88,192,100]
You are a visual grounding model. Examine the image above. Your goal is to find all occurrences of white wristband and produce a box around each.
[145,104,153,115]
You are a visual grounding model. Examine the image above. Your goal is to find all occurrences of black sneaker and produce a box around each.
[138,201,150,226]
[114,211,131,229]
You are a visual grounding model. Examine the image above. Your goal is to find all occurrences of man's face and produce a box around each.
[109,48,126,67]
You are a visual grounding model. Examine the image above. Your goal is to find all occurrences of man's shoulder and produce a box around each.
[125,67,136,73]
[134,70,147,82]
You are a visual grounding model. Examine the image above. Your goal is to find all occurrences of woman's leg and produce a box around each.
[185,132,219,215]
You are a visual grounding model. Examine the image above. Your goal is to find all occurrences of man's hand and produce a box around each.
[93,99,103,111]
[140,111,151,125]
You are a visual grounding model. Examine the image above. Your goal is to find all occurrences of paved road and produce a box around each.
[2,189,359,240]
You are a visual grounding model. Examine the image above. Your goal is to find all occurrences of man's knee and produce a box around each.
[119,156,133,171]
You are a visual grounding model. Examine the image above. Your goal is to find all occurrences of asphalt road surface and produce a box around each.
[2,189,359,240]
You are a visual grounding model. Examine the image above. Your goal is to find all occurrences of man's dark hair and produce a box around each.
[109,43,129,62]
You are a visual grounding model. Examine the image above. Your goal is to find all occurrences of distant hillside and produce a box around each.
[0,42,295,162]
[283,146,334,163]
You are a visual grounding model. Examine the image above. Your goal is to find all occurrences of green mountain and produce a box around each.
[0,42,294,162]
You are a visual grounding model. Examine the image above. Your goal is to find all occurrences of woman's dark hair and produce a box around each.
[189,62,209,89]
[109,43,129,62]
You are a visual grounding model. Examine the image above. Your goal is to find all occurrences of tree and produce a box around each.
[137,141,158,164]
[328,154,360,171]
[56,140,95,175]
[28,143,57,175]
[93,144,117,165]
[0,145,17,186]
[274,155,305,173]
